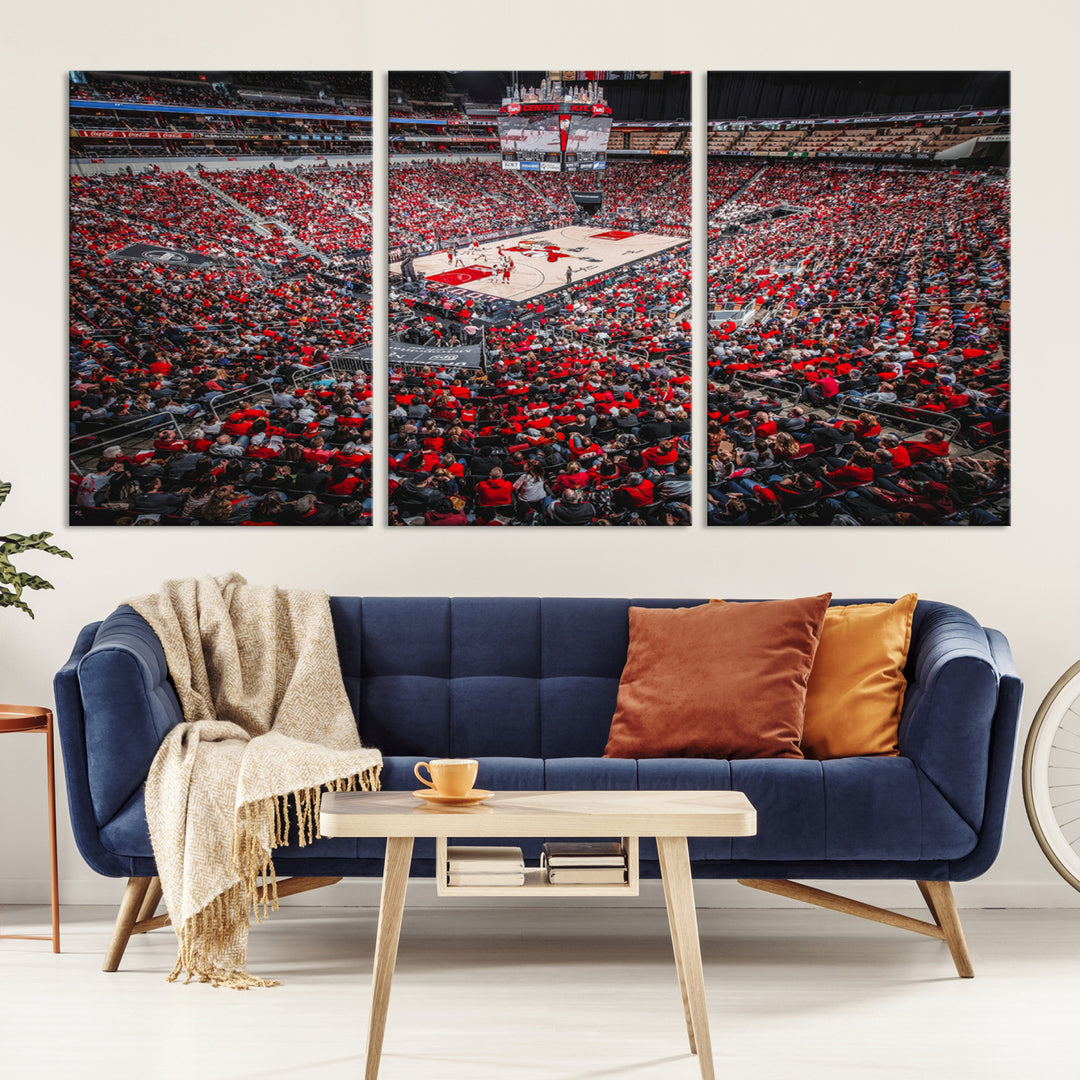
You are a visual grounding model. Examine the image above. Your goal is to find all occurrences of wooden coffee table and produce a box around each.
[320,789,756,1080]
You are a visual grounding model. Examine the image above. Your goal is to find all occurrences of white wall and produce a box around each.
[2,0,1078,911]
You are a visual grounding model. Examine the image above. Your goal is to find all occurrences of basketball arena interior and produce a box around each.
[387,70,692,526]
[705,72,1010,526]
[69,71,376,525]
[67,69,1008,527]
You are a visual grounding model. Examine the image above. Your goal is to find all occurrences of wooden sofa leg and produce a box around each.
[918,881,974,978]
[103,877,152,972]
[136,877,163,924]
[737,878,975,978]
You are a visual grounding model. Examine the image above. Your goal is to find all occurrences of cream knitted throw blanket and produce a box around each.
[131,573,382,989]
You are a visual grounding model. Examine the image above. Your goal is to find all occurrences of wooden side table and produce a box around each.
[0,705,60,952]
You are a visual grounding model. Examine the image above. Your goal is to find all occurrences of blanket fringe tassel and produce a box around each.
[169,764,381,989]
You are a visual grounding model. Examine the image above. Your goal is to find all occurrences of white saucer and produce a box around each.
[412,788,494,806]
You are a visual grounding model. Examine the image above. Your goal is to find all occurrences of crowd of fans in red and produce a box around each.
[201,166,372,255]
[69,164,374,526]
[388,160,691,251]
[706,161,1010,525]
[389,161,567,249]
[71,168,299,263]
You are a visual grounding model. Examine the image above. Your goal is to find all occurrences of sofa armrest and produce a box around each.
[72,606,184,830]
[943,627,1024,880]
[899,602,1003,834]
[54,619,133,877]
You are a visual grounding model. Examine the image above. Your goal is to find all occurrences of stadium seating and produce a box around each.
[706,159,1010,525]
[69,161,374,526]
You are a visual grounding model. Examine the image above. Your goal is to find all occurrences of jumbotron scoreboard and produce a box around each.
[498,102,612,172]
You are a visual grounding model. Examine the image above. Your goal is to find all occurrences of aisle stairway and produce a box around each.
[186,167,327,263]
[292,169,372,227]
[730,163,768,202]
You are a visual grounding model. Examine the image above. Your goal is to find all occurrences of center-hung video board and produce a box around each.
[498,102,612,172]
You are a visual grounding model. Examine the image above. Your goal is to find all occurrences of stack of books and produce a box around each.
[446,845,525,887]
[541,841,628,885]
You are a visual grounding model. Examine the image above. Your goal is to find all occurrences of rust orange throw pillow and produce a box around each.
[800,594,918,759]
[603,595,832,760]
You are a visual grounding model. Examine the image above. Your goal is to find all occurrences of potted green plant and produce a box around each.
[0,481,73,618]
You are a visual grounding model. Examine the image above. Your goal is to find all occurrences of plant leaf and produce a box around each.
[0,592,36,618]
[0,480,71,618]
[11,573,55,592]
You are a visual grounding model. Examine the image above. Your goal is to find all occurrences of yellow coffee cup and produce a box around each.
[414,758,479,797]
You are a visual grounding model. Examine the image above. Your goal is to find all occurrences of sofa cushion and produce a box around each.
[95,755,976,868]
[729,757,975,861]
[380,755,543,793]
[603,595,831,760]
[545,757,638,789]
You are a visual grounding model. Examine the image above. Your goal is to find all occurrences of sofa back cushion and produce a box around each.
[330,596,957,762]
[330,597,706,759]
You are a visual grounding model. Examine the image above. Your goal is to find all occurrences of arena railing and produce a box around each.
[569,337,689,369]
[708,301,758,327]
[829,394,962,442]
[69,411,185,476]
[206,365,340,424]
[320,353,372,378]
[728,372,804,403]
[70,326,141,363]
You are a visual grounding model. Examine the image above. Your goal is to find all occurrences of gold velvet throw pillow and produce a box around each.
[603,595,832,760]
[799,594,918,759]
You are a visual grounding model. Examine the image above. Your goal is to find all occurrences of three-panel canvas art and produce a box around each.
[69,70,1010,527]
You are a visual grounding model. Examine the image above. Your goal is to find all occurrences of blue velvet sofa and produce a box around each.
[54,596,1022,976]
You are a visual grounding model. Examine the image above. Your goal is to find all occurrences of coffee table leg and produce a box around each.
[366,836,414,1080]
[657,839,696,1055]
[656,836,714,1080]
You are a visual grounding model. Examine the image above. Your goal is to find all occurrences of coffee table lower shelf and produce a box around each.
[436,834,640,896]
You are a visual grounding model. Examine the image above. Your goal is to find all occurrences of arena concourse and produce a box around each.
[69,71,375,525]
[705,71,1010,526]
[388,71,693,526]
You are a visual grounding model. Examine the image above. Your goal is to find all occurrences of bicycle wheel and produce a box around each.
[1023,659,1080,892]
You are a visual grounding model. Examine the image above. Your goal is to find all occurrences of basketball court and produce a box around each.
[392,224,688,303]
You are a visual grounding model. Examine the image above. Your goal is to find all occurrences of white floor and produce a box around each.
[2,902,1078,1080]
